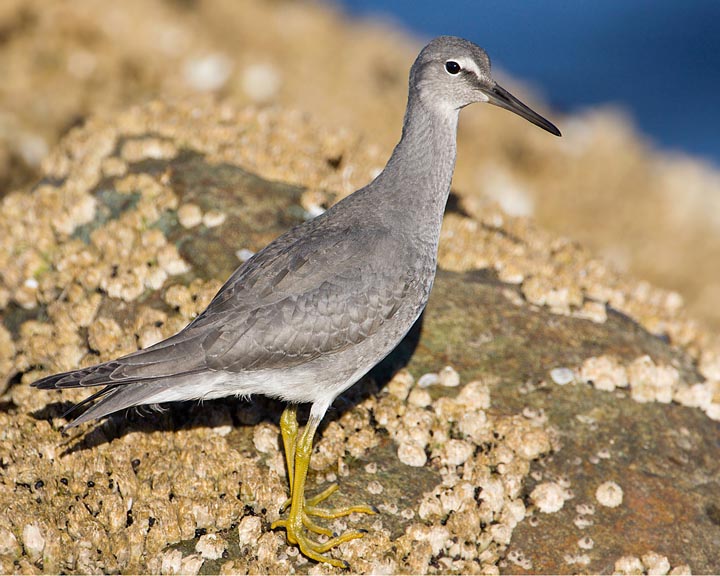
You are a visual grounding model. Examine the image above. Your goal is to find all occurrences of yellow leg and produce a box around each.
[271,406,376,568]
[279,404,299,489]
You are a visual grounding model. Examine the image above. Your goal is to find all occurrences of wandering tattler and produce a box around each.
[33,36,560,567]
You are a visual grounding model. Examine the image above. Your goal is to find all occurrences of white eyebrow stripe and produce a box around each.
[452,56,482,78]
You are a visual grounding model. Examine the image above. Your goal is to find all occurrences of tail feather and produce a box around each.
[60,385,116,418]
[31,325,219,427]
[33,360,207,428]
[63,381,158,428]
[32,329,207,392]
[32,362,122,390]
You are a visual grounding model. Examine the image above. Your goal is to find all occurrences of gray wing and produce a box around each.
[35,216,415,388]
[175,218,415,372]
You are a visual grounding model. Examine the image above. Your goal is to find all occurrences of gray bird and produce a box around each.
[33,36,560,567]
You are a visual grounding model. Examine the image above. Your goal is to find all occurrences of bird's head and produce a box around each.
[410,36,561,136]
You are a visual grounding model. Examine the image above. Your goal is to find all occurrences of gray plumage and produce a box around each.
[33,36,560,428]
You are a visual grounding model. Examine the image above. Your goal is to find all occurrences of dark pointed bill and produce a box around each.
[486,83,561,137]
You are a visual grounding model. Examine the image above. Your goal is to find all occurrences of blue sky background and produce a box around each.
[339,0,720,167]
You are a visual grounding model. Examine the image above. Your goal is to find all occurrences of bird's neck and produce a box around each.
[375,95,459,234]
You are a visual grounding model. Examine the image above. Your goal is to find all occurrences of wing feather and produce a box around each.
[191,221,415,373]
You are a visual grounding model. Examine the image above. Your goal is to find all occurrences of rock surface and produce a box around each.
[0,98,719,574]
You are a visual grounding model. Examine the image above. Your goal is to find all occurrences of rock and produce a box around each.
[252,422,279,454]
[0,98,718,574]
[160,549,183,575]
[0,527,21,556]
[183,54,233,92]
[406,387,431,408]
[177,203,203,228]
[549,367,575,386]
[236,516,262,547]
[615,555,645,575]
[530,482,572,514]
[438,365,460,387]
[579,354,629,391]
[595,480,624,508]
[397,441,427,468]
[195,533,226,560]
[440,439,474,467]
[242,63,281,103]
[416,372,439,388]
[21,524,44,561]
[642,551,671,576]
[180,554,204,575]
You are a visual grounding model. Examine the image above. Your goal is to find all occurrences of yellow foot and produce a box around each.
[272,484,377,567]
[272,406,377,567]
[272,514,369,568]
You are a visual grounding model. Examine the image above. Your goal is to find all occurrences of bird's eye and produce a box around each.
[445,61,461,75]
